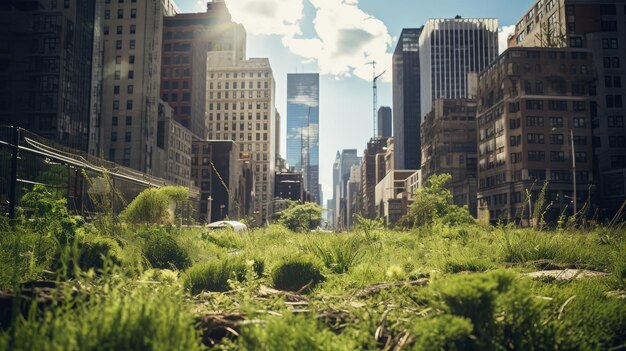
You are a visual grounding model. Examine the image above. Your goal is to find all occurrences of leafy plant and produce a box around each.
[184,256,248,293]
[304,236,364,274]
[142,229,191,270]
[121,186,189,225]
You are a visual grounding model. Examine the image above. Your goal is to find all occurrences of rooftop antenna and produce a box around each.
[366,61,386,138]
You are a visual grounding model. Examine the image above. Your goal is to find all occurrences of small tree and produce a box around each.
[278,202,323,232]
[120,186,189,225]
[399,174,474,228]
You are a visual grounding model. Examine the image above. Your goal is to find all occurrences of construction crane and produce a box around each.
[366,61,386,138]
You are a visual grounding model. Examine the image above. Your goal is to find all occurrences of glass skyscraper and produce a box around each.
[286,73,320,203]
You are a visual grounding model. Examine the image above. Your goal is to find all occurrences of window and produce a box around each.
[117,9,123,19]
[182,93,190,101]
[550,134,564,145]
[548,100,567,111]
[527,133,544,144]
[609,136,626,147]
[114,70,120,80]
[104,9,110,19]
[126,116,132,126]
[113,100,119,110]
[129,40,135,49]
[602,38,619,50]
[528,151,545,162]
[127,70,134,79]
[130,25,136,34]
[526,100,543,110]
[573,117,586,128]
[601,21,618,32]
[116,25,122,34]
[111,132,117,142]
[601,4,616,15]
[575,152,587,163]
[550,170,571,181]
[103,26,109,35]
[115,40,122,50]
[550,151,565,162]
[113,85,120,94]
[549,117,563,128]
[526,116,544,127]
[126,100,133,110]
[131,9,137,18]
[127,85,133,94]
[129,55,135,64]
[125,132,131,142]
[112,116,118,126]
[608,116,624,128]
[572,101,585,111]
[607,95,624,108]
[573,136,587,145]
[569,37,582,48]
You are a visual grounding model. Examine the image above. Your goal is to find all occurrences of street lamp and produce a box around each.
[206,196,213,223]
[552,127,577,215]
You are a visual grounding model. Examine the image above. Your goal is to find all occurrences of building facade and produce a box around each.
[421,98,478,216]
[477,48,595,223]
[286,73,320,204]
[392,28,422,170]
[0,0,96,151]
[96,0,179,172]
[509,0,626,216]
[419,18,499,119]
[360,137,389,219]
[334,149,361,229]
[192,139,253,223]
[377,106,392,138]
[161,6,245,138]
[156,100,192,187]
[206,57,276,222]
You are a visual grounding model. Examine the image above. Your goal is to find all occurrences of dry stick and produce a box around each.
[558,295,577,320]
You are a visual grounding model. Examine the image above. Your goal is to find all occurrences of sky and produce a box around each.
[176,0,534,203]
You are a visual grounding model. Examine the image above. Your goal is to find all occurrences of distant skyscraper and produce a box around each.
[393,28,422,170]
[419,18,499,119]
[377,106,392,138]
[286,73,320,204]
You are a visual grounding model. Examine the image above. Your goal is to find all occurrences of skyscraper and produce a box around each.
[161,6,246,139]
[419,18,499,119]
[393,28,422,170]
[0,0,96,152]
[509,0,626,216]
[95,0,179,172]
[377,106,392,138]
[206,57,277,222]
[286,73,320,204]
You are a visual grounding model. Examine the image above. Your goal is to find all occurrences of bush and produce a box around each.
[410,315,474,351]
[78,236,122,271]
[278,202,323,232]
[184,256,247,294]
[142,229,191,270]
[271,256,324,292]
[121,186,189,225]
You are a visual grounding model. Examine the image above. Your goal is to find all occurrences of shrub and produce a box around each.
[184,256,247,294]
[142,229,191,270]
[410,315,474,351]
[278,202,323,232]
[121,186,189,225]
[271,256,324,292]
[78,236,122,271]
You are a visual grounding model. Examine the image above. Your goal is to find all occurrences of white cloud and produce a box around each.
[499,25,515,54]
[225,0,393,82]
[224,0,304,36]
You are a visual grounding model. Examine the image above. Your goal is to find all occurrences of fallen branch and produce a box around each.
[355,279,429,298]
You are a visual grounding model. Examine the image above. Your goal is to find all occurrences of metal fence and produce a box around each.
[0,125,197,223]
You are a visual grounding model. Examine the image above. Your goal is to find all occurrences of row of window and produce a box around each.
[104,0,138,3]
[210,122,268,132]
[209,81,270,90]
[163,56,190,65]
[211,72,269,79]
[523,116,587,128]
[115,39,136,50]
[526,150,588,162]
[103,24,136,35]
[208,102,269,111]
[112,100,133,110]
[523,99,588,111]
[104,8,137,20]
[162,80,190,90]
[113,70,134,80]
[161,93,190,102]
[110,131,132,142]
[207,132,270,143]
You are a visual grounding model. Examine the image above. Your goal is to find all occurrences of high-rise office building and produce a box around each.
[95,0,179,172]
[206,57,276,222]
[392,28,422,170]
[334,149,361,229]
[377,106,392,138]
[476,47,595,223]
[0,0,96,152]
[419,18,499,120]
[509,0,626,216]
[161,5,246,139]
[286,73,320,204]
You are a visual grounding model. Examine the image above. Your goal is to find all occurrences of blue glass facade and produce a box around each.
[286,73,320,203]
